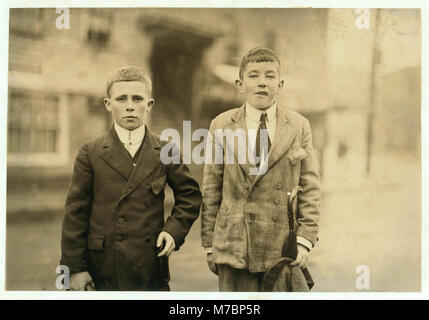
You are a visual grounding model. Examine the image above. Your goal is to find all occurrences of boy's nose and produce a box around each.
[258,78,267,87]
[126,104,135,112]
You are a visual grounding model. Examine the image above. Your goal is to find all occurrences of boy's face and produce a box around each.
[104,81,154,130]
[236,61,284,110]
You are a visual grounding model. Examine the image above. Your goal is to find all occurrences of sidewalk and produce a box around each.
[6,156,421,291]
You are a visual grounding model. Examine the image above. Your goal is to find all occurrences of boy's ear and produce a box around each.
[278,80,285,88]
[104,97,112,112]
[235,79,244,92]
[147,99,154,109]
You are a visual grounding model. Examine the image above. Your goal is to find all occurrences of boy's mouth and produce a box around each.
[255,91,268,96]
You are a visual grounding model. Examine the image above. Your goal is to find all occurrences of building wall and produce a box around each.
[8,9,154,170]
[7,9,156,213]
[203,9,330,113]
[7,8,421,212]
[9,9,152,96]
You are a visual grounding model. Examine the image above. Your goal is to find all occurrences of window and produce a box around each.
[86,96,111,140]
[84,9,112,46]
[226,20,239,65]
[10,8,43,38]
[8,89,69,167]
[8,91,59,153]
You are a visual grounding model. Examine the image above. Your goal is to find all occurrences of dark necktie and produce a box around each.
[255,112,271,166]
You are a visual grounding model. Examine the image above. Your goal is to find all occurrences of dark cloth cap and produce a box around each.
[106,66,152,95]
[261,257,311,292]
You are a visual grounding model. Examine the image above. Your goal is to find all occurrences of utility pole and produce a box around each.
[366,9,381,175]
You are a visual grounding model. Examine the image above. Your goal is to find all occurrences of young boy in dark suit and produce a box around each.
[201,48,321,291]
[61,66,202,291]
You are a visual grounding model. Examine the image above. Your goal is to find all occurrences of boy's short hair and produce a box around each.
[238,47,281,80]
[106,66,152,96]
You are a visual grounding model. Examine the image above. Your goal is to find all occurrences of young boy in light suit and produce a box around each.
[61,66,202,291]
[201,48,321,291]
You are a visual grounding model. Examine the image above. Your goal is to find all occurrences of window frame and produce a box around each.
[7,87,69,167]
[80,8,112,47]
[9,8,44,39]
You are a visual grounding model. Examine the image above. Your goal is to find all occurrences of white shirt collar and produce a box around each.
[114,122,145,146]
[245,101,277,122]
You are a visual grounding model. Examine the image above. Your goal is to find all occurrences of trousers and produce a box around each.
[217,264,264,292]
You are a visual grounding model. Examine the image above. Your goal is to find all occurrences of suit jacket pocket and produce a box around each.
[215,212,228,229]
[88,234,105,251]
[217,206,230,216]
[150,175,167,195]
[288,147,307,165]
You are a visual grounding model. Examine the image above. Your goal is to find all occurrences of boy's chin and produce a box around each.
[248,97,275,110]
[250,102,274,110]
[118,120,143,131]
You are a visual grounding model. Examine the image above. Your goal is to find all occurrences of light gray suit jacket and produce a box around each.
[201,105,321,272]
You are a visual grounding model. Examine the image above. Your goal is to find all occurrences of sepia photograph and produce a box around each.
[4,5,423,293]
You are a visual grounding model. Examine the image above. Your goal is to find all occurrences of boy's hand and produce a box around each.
[69,271,95,291]
[206,253,218,275]
[157,231,176,257]
[290,244,310,269]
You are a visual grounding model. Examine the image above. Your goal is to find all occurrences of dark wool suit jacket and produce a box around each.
[61,125,202,290]
[201,105,321,272]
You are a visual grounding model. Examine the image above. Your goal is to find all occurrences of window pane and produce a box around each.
[86,9,111,46]
[10,8,43,37]
[86,96,110,139]
[8,90,59,153]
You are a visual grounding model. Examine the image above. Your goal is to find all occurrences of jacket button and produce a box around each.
[118,217,125,224]
[246,214,252,220]
[117,234,124,242]
[272,216,278,222]
[145,200,151,207]
[143,221,150,228]
[145,237,151,243]
[247,198,253,203]
[274,199,280,205]
[277,183,282,189]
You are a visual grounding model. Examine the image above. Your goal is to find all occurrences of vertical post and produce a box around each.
[366,9,381,174]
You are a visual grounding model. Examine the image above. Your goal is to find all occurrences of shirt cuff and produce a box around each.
[204,247,213,254]
[297,236,313,252]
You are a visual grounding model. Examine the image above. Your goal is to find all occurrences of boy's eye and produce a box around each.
[116,96,127,102]
[248,74,258,78]
[133,96,143,102]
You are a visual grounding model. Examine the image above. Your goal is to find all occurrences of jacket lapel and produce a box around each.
[119,127,161,202]
[251,106,297,187]
[229,105,251,181]
[99,126,133,181]
[267,107,297,170]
